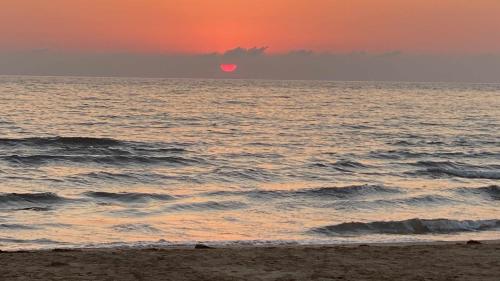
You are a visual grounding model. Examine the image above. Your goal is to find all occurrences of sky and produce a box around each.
[1,1,500,81]
[2,0,500,54]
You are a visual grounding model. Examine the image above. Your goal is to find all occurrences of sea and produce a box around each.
[0,76,499,250]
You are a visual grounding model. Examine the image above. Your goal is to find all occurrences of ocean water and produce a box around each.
[0,76,499,250]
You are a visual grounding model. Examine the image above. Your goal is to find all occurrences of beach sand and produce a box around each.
[1,241,499,280]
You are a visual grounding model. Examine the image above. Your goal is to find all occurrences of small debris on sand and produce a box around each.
[195,244,213,249]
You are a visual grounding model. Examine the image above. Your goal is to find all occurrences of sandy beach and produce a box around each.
[1,241,499,280]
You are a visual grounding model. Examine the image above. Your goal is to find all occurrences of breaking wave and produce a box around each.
[311,218,500,236]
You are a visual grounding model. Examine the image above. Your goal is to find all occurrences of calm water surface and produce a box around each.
[0,76,499,250]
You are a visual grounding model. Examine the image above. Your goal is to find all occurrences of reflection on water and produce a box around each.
[0,76,499,250]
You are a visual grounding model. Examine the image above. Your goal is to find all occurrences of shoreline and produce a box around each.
[1,240,499,280]
[3,238,500,252]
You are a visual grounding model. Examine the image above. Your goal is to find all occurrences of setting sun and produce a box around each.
[220,64,238,73]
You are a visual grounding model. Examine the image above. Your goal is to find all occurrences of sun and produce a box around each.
[220,64,238,73]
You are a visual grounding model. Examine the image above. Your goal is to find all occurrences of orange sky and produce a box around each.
[1,0,500,54]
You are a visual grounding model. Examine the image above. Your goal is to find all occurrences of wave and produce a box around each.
[207,185,401,199]
[312,160,370,172]
[371,150,498,160]
[371,194,457,206]
[458,185,500,200]
[390,138,500,147]
[397,194,458,204]
[211,167,278,182]
[83,191,175,203]
[0,137,188,161]
[311,218,500,236]
[222,152,283,159]
[133,147,187,153]
[112,223,161,233]
[71,171,171,183]
[321,194,458,211]
[370,150,427,160]
[0,237,67,245]
[0,224,37,230]
[0,192,71,208]
[293,185,400,198]
[78,171,144,181]
[67,172,202,186]
[166,200,247,211]
[426,170,500,180]
[2,154,199,166]
[16,206,53,212]
[0,136,122,147]
[390,140,445,146]
[409,161,500,180]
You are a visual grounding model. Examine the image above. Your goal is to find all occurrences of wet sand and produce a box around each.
[1,241,499,281]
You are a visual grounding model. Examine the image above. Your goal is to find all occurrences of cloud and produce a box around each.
[223,47,268,57]
[286,50,314,56]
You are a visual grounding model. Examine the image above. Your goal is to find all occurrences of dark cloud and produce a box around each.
[287,50,314,56]
[223,47,268,57]
[0,49,499,83]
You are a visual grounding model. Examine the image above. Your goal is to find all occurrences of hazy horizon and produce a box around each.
[3,1,500,82]
[2,48,500,83]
